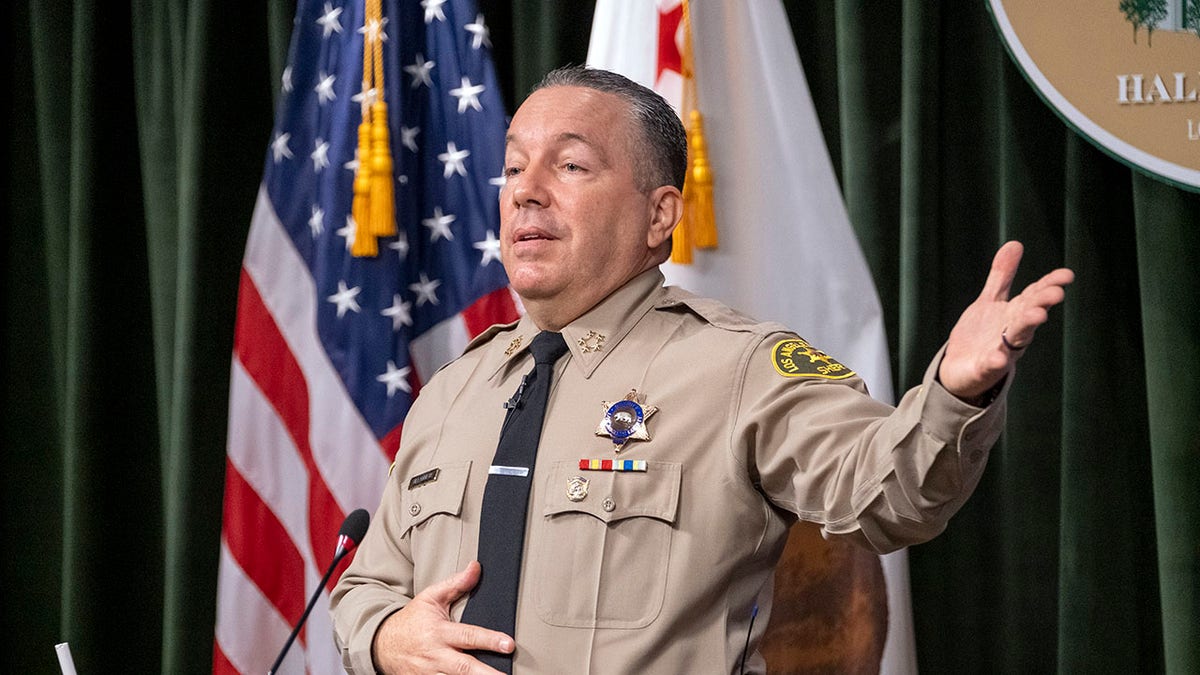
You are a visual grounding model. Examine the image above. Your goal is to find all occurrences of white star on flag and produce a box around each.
[316,3,344,37]
[312,138,331,170]
[473,230,501,265]
[281,66,293,93]
[271,133,293,163]
[381,295,413,330]
[311,139,331,171]
[327,280,362,318]
[489,173,506,189]
[338,216,356,251]
[376,360,412,397]
[315,72,337,104]
[343,148,360,173]
[465,14,492,49]
[405,54,435,89]
[423,207,456,242]
[352,84,378,109]
[358,16,389,44]
[449,76,485,113]
[421,0,447,24]
[309,205,325,237]
[389,234,409,260]
[438,142,470,178]
[409,273,442,306]
[400,126,420,153]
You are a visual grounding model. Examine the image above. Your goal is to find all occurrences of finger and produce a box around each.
[436,651,506,675]
[981,241,1024,302]
[1023,267,1075,296]
[420,561,483,607]
[442,621,515,655]
[1042,267,1075,288]
[1004,306,1049,347]
[1024,284,1066,310]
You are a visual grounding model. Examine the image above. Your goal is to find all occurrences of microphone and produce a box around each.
[502,373,530,410]
[268,508,370,675]
[335,508,370,557]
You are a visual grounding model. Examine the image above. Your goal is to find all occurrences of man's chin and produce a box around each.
[508,277,561,303]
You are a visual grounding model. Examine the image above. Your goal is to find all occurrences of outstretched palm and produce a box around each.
[938,241,1075,401]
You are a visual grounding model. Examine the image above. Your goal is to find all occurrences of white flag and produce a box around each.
[588,1,916,672]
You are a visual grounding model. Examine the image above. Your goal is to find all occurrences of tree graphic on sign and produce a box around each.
[1120,0,1169,44]
[1121,0,1200,42]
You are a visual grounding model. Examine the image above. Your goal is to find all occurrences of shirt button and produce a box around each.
[602,497,616,512]
[409,503,421,516]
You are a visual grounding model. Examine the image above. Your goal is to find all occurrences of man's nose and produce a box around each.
[509,165,549,208]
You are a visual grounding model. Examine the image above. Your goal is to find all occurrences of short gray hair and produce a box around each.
[533,65,687,192]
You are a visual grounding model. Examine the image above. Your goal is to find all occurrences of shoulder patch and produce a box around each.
[771,338,855,380]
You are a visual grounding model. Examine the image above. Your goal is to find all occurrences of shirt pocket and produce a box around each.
[532,459,681,629]
[400,460,471,592]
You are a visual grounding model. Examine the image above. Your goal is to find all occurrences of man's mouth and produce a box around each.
[513,227,556,243]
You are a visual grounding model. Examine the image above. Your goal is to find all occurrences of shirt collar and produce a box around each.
[487,268,667,380]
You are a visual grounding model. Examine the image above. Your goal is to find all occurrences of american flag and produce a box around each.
[213,1,517,672]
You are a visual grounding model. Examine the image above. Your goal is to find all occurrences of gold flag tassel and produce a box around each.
[367,0,396,239]
[672,0,717,265]
[351,0,397,257]
[351,118,375,256]
[684,109,716,248]
[369,98,396,238]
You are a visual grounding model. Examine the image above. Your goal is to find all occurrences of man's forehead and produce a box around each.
[505,130,597,151]
[508,87,624,138]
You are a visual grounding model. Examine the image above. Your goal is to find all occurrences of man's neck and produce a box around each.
[522,296,590,332]
[521,265,663,332]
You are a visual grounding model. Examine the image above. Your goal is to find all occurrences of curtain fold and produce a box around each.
[1133,175,1200,672]
[25,1,166,672]
[128,1,274,670]
[1059,133,1162,672]
[5,1,1197,672]
[129,2,207,670]
[3,3,64,668]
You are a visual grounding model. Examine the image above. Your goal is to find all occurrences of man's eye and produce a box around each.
[564,162,582,172]
[504,166,522,177]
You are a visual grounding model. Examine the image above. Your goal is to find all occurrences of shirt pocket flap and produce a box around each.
[400,460,471,535]
[542,460,681,525]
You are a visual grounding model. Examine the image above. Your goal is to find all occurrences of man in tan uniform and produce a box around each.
[330,66,1074,674]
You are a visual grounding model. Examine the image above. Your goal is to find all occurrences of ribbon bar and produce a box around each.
[578,459,647,472]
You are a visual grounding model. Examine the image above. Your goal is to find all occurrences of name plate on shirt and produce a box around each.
[408,468,440,489]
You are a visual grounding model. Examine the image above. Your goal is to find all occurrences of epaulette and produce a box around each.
[654,288,786,336]
[427,319,521,380]
[656,288,856,380]
[462,319,521,355]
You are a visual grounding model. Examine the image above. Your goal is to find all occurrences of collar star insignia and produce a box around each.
[504,335,524,356]
[578,330,606,353]
[595,389,658,451]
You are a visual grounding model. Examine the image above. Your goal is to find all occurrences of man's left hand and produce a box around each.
[938,241,1075,402]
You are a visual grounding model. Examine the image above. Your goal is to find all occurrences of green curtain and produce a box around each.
[5,0,1197,673]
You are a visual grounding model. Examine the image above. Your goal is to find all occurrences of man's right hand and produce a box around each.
[372,561,514,674]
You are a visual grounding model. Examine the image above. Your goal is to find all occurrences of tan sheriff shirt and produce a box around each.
[331,268,1007,674]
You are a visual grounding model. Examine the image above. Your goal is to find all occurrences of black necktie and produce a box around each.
[461,331,569,671]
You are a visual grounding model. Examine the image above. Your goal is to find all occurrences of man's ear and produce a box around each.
[646,185,683,249]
